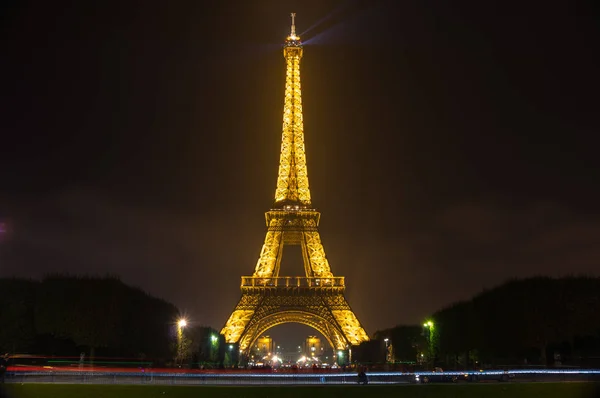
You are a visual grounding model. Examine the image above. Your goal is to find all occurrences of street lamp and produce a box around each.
[384,338,390,363]
[423,320,435,369]
[423,321,434,342]
[423,321,434,336]
[177,319,187,367]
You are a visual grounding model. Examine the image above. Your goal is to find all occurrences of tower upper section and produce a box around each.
[274,13,311,207]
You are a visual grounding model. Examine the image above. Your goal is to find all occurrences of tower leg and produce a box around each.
[253,220,284,278]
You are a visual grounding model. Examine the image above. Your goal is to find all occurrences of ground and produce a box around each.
[3,382,600,398]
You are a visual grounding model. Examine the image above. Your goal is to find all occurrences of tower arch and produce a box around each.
[243,311,346,352]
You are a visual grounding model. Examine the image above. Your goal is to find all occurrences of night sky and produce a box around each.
[1,0,599,347]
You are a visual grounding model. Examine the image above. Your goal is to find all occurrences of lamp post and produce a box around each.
[209,334,219,363]
[177,319,187,367]
[423,321,434,369]
[384,338,390,363]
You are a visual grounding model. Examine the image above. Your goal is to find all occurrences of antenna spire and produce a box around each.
[290,12,296,36]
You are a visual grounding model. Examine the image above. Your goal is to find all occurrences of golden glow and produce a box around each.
[240,277,345,288]
[178,319,187,328]
[331,310,370,345]
[253,218,284,278]
[252,211,334,278]
[221,14,369,354]
[236,310,348,351]
[221,310,255,343]
[275,41,309,205]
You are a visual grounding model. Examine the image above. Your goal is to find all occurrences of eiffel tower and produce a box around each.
[221,13,369,355]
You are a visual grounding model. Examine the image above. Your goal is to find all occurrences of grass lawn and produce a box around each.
[3,382,600,398]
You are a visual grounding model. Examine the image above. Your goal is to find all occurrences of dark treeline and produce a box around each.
[359,276,600,369]
[433,276,600,368]
[353,326,427,367]
[0,275,180,362]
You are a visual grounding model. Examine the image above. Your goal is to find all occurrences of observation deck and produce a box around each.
[240,276,345,293]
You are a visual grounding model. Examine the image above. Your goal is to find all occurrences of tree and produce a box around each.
[378,276,600,368]
[35,275,121,359]
[0,278,38,353]
[375,325,426,364]
[0,274,179,362]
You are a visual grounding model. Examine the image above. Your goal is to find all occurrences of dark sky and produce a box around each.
[1,0,599,347]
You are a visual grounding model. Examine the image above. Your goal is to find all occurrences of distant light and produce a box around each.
[178,319,187,328]
[229,345,234,350]
[384,338,389,342]
[427,321,434,328]
[338,351,343,357]
[211,335,218,343]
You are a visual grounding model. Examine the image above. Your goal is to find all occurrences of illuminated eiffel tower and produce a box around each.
[221,13,369,355]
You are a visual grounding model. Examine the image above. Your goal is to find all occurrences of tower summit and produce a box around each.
[221,14,369,356]
[289,12,297,39]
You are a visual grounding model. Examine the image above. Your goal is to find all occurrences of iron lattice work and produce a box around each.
[221,14,369,354]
